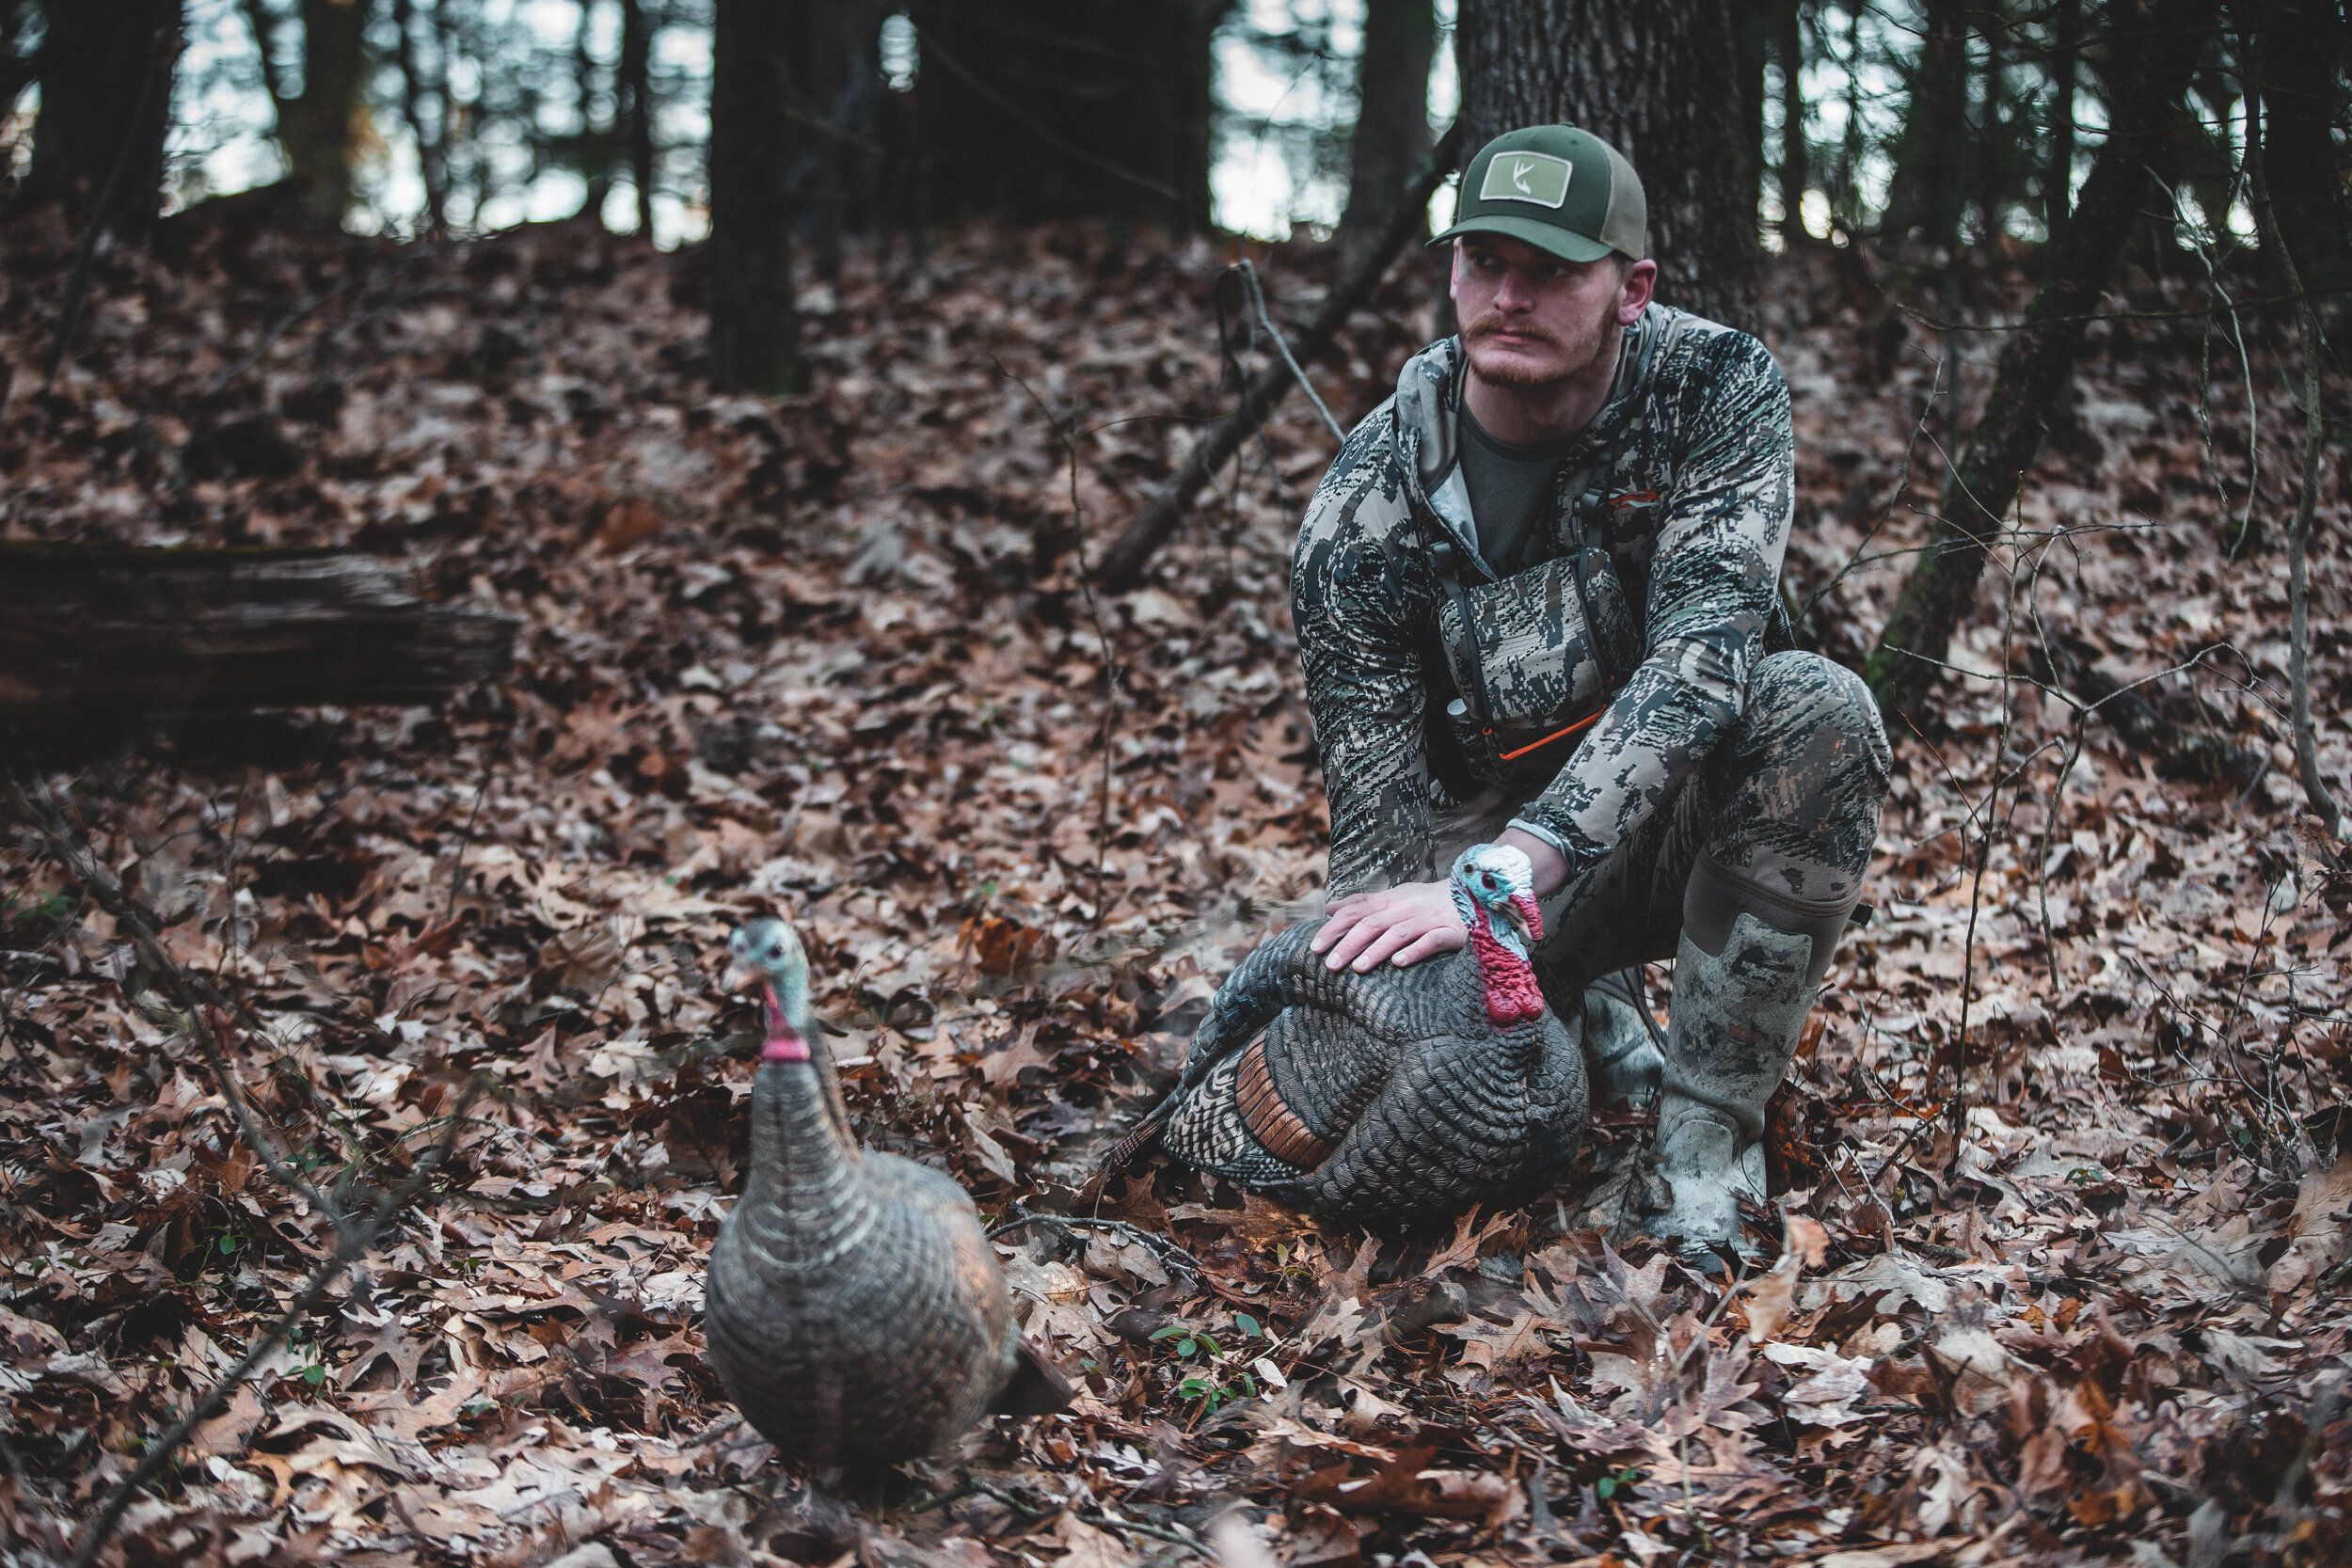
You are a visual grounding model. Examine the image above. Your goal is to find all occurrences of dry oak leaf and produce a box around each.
[1296,1441,1516,1523]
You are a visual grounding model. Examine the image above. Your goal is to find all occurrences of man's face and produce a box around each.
[1449,234,1655,390]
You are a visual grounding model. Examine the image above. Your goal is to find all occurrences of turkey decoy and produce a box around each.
[1106,845,1586,1226]
[704,917,1068,1476]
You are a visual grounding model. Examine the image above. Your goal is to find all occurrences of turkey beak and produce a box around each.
[1504,892,1543,948]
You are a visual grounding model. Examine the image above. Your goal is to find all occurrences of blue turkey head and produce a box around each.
[1449,844,1541,961]
[730,917,813,1061]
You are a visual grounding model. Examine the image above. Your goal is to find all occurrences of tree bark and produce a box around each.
[2248,58,2344,836]
[1737,1,1768,238]
[707,0,803,394]
[238,0,373,225]
[2249,0,2349,293]
[575,0,613,226]
[22,0,181,236]
[618,0,656,238]
[907,0,1221,230]
[1974,2,2006,240]
[1836,0,1867,233]
[1776,0,1807,242]
[782,0,886,278]
[2045,0,2079,240]
[0,547,516,721]
[1338,0,1436,248]
[1883,0,1968,245]
[1862,0,2223,729]
[1455,0,1761,331]
[390,0,448,235]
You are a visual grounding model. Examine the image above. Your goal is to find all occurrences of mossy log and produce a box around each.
[0,545,516,721]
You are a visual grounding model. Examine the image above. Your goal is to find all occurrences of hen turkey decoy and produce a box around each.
[705,918,1068,1476]
[1107,845,1586,1225]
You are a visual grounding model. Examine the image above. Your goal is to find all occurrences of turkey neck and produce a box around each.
[740,1048,874,1267]
[1465,911,1546,1034]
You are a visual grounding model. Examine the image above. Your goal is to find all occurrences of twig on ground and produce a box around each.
[442,755,495,924]
[2247,75,2344,841]
[10,774,354,1238]
[8,770,489,1568]
[1232,260,1343,443]
[994,358,1122,928]
[989,1208,1206,1279]
[61,1079,480,1568]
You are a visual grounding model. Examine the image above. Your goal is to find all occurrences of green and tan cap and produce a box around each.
[1429,124,1647,263]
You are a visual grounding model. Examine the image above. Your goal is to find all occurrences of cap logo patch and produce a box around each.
[1480,151,1571,209]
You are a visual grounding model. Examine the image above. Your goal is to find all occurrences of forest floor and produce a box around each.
[1,206,2347,1568]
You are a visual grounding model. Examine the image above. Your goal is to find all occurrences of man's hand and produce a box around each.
[1311,831,1569,974]
[1312,880,1465,972]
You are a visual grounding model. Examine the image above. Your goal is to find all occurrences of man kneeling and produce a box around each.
[1292,125,1890,1255]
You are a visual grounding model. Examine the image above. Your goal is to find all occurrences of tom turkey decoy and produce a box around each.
[1108,845,1586,1225]
[705,917,1068,1476]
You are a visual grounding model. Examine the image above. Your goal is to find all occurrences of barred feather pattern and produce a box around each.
[1159,922,1586,1226]
[705,1056,1019,1474]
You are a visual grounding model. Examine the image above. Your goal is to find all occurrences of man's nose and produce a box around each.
[1493,266,1534,311]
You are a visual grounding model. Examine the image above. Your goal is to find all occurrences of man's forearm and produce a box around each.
[1494,826,1571,896]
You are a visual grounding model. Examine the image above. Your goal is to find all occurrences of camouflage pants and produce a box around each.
[1424,651,1891,1000]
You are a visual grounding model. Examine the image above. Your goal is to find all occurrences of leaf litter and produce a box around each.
[0,207,2346,1565]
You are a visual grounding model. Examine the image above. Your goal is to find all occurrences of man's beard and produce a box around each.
[1462,298,1618,389]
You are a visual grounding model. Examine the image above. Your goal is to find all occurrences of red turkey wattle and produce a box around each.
[760,984,810,1061]
[1471,893,1546,1026]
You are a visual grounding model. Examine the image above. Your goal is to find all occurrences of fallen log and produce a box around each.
[0,545,516,721]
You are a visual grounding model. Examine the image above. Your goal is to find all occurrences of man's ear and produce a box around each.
[1446,240,1464,306]
[1616,258,1659,323]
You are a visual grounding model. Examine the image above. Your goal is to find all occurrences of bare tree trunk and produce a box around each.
[908,0,1220,229]
[1736,1,1769,258]
[619,0,656,237]
[2046,0,2079,241]
[2249,0,2349,292]
[576,0,613,226]
[22,0,181,236]
[238,0,372,224]
[1883,0,1967,244]
[1974,2,2006,240]
[1863,0,2223,728]
[1836,0,1867,233]
[286,0,373,222]
[1337,0,1435,251]
[707,0,803,394]
[1776,0,1807,242]
[391,0,448,235]
[1456,0,1761,330]
[2248,64,2344,837]
[786,0,886,279]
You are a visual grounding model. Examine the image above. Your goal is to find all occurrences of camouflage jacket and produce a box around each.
[1293,307,1796,896]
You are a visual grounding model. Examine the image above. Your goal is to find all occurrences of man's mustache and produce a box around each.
[1464,314,1558,346]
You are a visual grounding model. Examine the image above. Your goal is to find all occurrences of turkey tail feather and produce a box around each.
[1095,1096,1173,1176]
[990,1338,1074,1417]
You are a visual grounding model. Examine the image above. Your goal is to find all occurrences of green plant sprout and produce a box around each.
[1151,1311,1273,1414]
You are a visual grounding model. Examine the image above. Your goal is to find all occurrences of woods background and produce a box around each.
[2,3,2349,1566]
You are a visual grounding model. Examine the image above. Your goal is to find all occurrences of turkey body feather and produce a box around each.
[705,918,1063,1477]
[1158,910,1586,1226]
